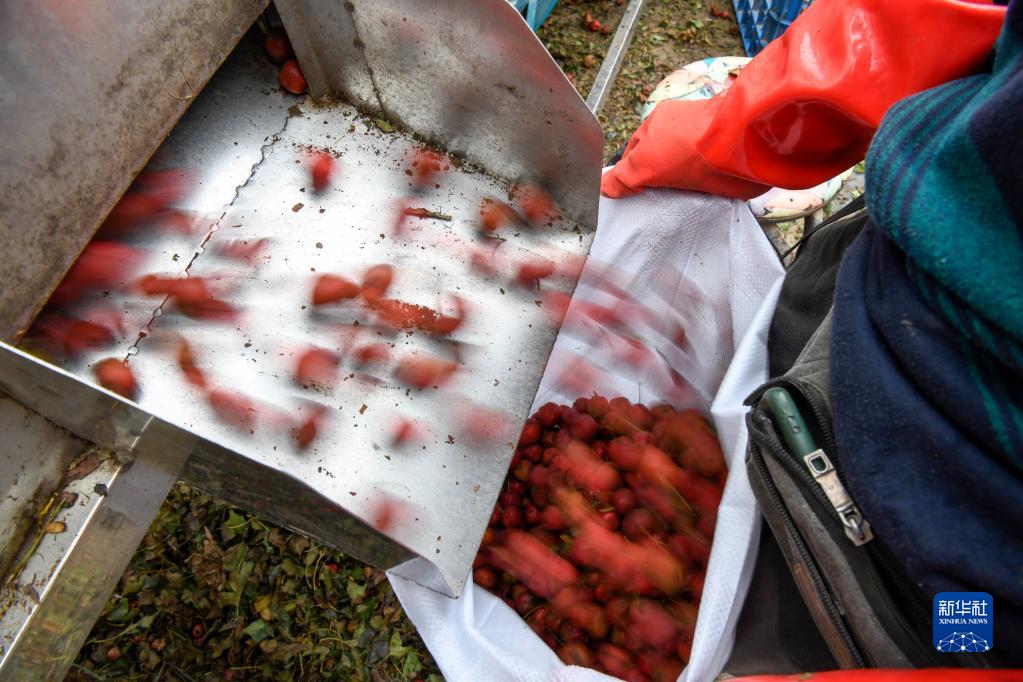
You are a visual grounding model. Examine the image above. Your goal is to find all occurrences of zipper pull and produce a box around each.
[803,450,874,546]
[760,387,874,547]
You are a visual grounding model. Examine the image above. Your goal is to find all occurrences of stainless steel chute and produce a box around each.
[0,0,601,676]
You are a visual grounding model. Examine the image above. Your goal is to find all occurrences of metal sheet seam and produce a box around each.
[342,1,387,115]
[123,109,300,364]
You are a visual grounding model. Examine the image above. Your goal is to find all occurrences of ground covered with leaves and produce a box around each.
[71,3,742,680]
[540,0,743,160]
[68,484,440,682]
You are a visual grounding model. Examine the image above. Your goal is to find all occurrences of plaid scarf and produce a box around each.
[831,0,1023,663]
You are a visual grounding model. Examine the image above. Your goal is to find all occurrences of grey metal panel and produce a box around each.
[18,33,594,597]
[0,0,268,342]
[3,16,602,661]
[29,32,299,383]
[0,455,120,667]
[275,0,379,111]
[0,344,194,677]
[0,396,85,582]
[0,344,166,464]
[276,0,603,230]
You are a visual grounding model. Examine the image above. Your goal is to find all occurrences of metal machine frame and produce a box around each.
[0,0,601,676]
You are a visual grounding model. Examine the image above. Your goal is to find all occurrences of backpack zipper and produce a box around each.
[746,412,867,667]
[766,378,932,628]
[755,381,873,546]
[802,449,873,546]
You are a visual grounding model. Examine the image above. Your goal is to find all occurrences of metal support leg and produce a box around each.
[802,208,824,233]
[0,344,195,678]
[586,0,647,117]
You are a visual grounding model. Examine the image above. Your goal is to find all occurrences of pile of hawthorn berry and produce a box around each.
[473,396,726,682]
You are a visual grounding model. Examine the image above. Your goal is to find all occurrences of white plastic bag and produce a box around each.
[389,188,785,682]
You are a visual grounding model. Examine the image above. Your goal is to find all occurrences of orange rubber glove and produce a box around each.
[600,0,1006,200]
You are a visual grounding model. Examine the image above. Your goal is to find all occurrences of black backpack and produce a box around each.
[725,198,1009,673]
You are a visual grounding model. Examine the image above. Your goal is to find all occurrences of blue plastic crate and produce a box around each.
[510,0,559,31]
[732,0,812,56]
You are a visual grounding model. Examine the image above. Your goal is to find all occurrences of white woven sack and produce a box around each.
[389,187,785,682]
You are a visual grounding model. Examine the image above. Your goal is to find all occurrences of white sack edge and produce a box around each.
[390,188,785,682]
